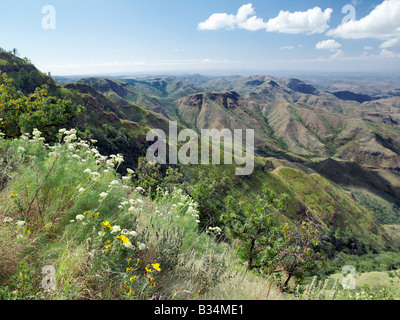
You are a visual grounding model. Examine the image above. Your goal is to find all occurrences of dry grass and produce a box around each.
[0,222,21,276]
[196,270,287,300]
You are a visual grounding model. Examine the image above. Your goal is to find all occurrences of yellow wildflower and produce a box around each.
[152,263,161,272]
[117,235,131,244]
[102,221,112,230]
[145,265,154,274]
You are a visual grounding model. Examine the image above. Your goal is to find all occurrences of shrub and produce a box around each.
[0,72,82,139]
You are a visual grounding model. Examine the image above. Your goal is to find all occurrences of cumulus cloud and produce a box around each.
[379,48,400,58]
[198,4,333,34]
[265,7,333,34]
[316,39,342,51]
[197,3,266,31]
[380,37,400,49]
[326,0,400,48]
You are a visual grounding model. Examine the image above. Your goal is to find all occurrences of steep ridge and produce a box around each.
[0,52,398,253]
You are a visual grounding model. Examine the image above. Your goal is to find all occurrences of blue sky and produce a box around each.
[0,0,399,75]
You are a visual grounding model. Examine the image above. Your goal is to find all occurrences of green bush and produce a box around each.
[0,72,82,139]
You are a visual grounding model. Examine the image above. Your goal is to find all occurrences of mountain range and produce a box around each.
[2,51,400,255]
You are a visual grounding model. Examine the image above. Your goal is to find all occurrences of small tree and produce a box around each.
[222,184,324,291]
[279,216,325,291]
[185,170,227,231]
[222,184,289,271]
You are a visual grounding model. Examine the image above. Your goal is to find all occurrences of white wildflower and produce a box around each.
[3,217,13,223]
[99,192,108,198]
[111,225,121,234]
[129,231,137,237]
[123,242,134,249]
[16,221,25,227]
[32,128,41,138]
[76,214,85,221]
[138,243,146,250]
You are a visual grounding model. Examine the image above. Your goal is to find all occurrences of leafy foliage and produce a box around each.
[184,170,227,231]
[0,72,82,139]
[133,157,183,195]
[222,185,324,290]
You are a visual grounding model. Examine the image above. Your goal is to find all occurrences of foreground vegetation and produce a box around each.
[0,62,399,300]
[0,128,283,300]
[0,128,397,300]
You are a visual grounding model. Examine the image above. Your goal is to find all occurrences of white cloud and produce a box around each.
[326,0,400,47]
[265,7,333,34]
[316,39,342,50]
[197,4,266,31]
[280,45,295,50]
[198,4,333,34]
[379,48,400,58]
[380,37,400,48]
[364,46,373,50]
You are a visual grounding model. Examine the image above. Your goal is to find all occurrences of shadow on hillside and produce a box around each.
[308,158,400,206]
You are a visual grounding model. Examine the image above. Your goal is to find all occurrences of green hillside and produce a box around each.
[1,51,400,300]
